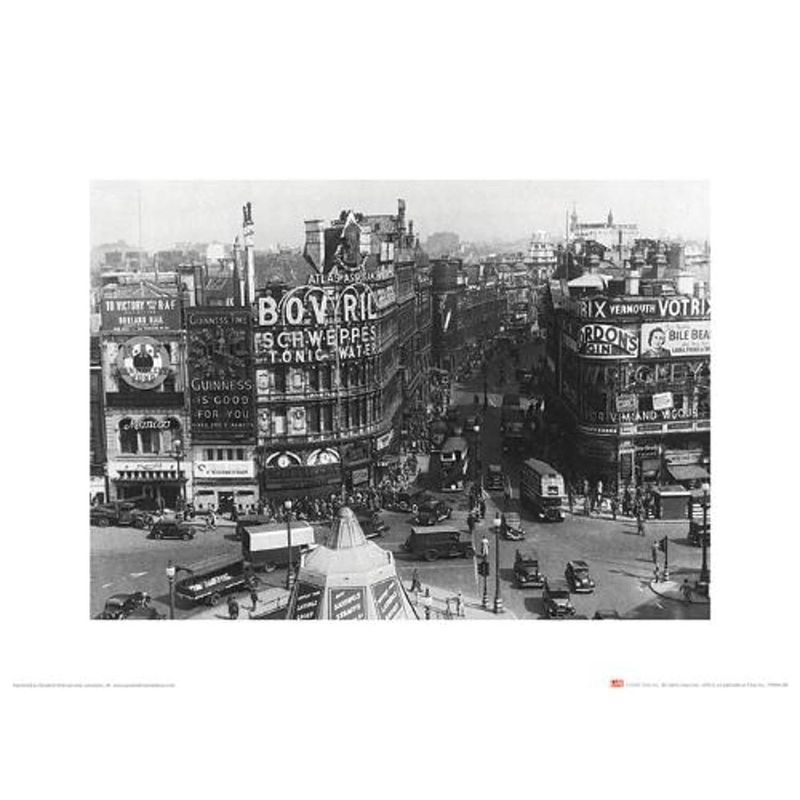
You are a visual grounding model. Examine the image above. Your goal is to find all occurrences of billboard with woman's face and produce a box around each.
[640,321,710,358]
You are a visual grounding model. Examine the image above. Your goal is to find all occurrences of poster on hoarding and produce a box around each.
[578,324,639,358]
[115,336,171,389]
[640,321,710,358]
[101,296,181,333]
[652,391,674,411]
[578,296,710,320]
[329,587,366,620]
[371,577,404,620]
[293,583,323,620]
[187,308,254,440]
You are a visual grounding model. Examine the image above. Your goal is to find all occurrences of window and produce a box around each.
[236,449,244,460]
[227,449,234,461]
[120,420,138,454]
[140,427,160,454]
[206,449,215,461]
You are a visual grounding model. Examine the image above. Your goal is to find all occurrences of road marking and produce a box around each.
[130,571,148,578]
[102,582,113,588]
[654,601,664,609]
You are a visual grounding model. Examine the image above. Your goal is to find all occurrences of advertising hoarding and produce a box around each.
[255,283,378,365]
[115,336,171,389]
[101,296,181,333]
[578,324,639,358]
[578,296,710,320]
[640,321,710,358]
[293,583,323,620]
[328,587,366,620]
[187,308,255,441]
[371,577,404,620]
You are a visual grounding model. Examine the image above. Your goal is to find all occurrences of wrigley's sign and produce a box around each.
[578,296,710,320]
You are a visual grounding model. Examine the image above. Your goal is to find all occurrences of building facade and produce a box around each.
[253,202,427,497]
[542,262,710,489]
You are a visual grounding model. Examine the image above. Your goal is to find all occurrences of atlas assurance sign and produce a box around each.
[194,461,255,479]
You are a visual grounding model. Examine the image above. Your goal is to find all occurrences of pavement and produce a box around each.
[186,584,290,620]
[649,577,710,606]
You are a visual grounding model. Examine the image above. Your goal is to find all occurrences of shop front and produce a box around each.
[192,460,259,514]
[108,459,186,508]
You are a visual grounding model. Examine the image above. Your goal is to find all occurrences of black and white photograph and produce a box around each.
[89,180,712,622]
[5,3,796,799]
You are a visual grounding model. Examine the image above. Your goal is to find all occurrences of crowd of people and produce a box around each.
[564,477,661,523]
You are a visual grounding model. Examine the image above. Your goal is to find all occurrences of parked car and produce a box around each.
[90,501,153,529]
[148,520,196,541]
[565,560,596,593]
[412,499,453,526]
[402,526,475,562]
[542,579,576,618]
[593,609,622,620]
[97,592,152,620]
[514,549,544,588]
[486,464,505,492]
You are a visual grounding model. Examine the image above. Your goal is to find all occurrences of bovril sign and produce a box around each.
[578,324,639,358]
[255,283,379,364]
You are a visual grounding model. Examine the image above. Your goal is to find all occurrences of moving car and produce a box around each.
[174,556,251,607]
[486,464,505,492]
[542,579,576,618]
[565,560,596,593]
[501,500,524,540]
[97,591,152,620]
[412,499,453,526]
[513,549,544,588]
[402,526,475,562]
[148,520,196,541]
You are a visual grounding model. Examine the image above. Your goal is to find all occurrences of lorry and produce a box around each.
[174,555,251,607]
[239,522,316,571]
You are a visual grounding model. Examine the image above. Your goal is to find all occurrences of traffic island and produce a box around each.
[649,577,710,606]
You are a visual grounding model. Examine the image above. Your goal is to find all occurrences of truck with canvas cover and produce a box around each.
[240,522,316,571]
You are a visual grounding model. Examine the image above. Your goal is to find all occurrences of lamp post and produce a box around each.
[285,499,294,591]
[165,560,176,620]
[473,424,481,487]
[172,438,185,511]
[698,484,710,594]
[493,512,504,614]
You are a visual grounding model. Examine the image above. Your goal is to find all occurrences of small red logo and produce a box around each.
[610,679,625,688]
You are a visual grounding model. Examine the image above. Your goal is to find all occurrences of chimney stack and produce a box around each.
[303,219,326,272]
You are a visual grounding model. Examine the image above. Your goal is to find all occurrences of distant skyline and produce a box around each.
[90,180,709,252]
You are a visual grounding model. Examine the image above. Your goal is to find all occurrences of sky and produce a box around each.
[90,180,709,252]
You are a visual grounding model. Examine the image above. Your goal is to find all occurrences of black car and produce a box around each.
[565,560,596,593]
[485,464,505,492]
[413,499,453,526]
[403,526,475,561]
[148,521,196,541]
[593,609,622,620]
[514,549,544,588]
[97,592,152,620]
[542,579,576,618]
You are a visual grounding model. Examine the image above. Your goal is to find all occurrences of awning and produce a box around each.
[667,464,710,482]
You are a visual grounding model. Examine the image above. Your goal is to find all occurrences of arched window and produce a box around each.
[139,418,161,454]
[162,418,182,452]
[119,418,138,454]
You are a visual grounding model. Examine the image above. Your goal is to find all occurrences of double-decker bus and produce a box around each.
[431,436,469,492]
[520,458,565,522]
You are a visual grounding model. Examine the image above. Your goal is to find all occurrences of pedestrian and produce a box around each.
[567,483,574,514]
[410,568,422,594]
[423,587,432,620]
[610,494,618,520]
[653,565,661,583]
[208,508,217,529]
[479,498,486,519]
[480,536,490,558]
[651,540,659,566]
[596,480,603,511]
[227,596,239,620]
[467,511,476,538]
[584,495,591,517]
[681,579,693,603]
[249,587,259,611]
[456,590,464,617]
[637,511,645,537]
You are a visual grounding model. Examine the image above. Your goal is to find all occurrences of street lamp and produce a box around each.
[698,483,710,594]
[285,499,294,591]
[473,424,481,487]
[172,438,185,511]
[493,512,504,614]
[165,560,176,620]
